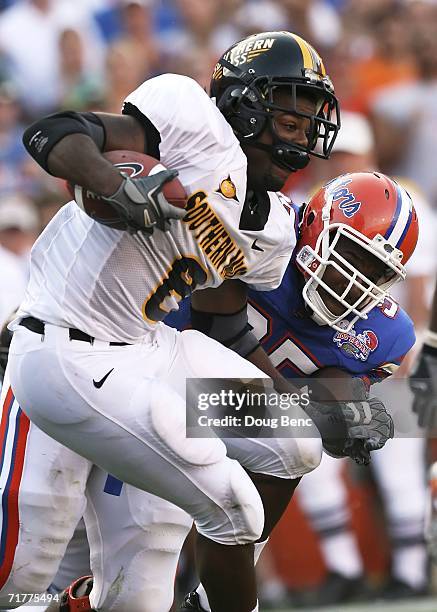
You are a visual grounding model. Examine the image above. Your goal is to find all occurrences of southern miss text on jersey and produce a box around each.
[166,260,415,384]
[15,75,296,343]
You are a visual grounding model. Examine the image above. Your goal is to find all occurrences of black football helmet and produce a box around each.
[210,31,340,172]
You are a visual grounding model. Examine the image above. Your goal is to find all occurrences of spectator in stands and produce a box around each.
[371,17,437,211]
[278,0,342,49]
[58,28,104,111]
[0,80,27,194]
[344,3,416,114]
[117,0,159,76]
[0,0,104,116]
[0,242,26,327]
[0,192,39,266]
[0,193,39,326]
[102,39,147,112]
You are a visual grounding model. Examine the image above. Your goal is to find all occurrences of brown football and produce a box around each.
[67,150,187,230]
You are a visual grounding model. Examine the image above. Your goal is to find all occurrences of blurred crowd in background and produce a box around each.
[1,0,437,609]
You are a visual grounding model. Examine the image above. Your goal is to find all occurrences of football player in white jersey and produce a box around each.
[4,32,343,612]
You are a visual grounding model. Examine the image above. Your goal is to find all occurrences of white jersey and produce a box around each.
[16,74,297,343]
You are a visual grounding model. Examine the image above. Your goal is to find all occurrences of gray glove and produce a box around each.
[306,383,394,466]
[103,169,185,233]
[409,344,437,429]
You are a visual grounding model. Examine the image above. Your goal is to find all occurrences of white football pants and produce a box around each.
[4,322,321,610]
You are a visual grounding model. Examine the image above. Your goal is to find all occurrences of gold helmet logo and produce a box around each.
[217,176,238,201]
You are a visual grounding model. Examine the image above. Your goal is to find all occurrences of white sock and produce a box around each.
[251,603,259,612]
[392,544,427,589]
[320,531,363,578]
[254,538,269,563]
[196,585,210,612]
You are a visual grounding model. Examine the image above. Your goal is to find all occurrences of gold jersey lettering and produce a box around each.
[183,191,247,279]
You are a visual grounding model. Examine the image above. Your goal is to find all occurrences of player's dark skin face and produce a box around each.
[317,237,393,316]
[244,91,317,192]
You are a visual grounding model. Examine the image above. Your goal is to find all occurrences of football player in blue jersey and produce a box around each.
[169,170,420,611]
[171,171,418,388]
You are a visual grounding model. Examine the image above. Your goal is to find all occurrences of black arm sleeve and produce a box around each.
[22,111,106,174]
[191,305,260,357]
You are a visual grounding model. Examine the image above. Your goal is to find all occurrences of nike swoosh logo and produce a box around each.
[93,368,114,389]
[251,239,264,252]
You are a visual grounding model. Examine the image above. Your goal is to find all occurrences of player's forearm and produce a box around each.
[246,346,299,394]
[23,111,127,196]
[47,134,122,196]
[22,119,123,196]
[246,345,277,378]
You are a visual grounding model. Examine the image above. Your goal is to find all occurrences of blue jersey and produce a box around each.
[165,260,415,386]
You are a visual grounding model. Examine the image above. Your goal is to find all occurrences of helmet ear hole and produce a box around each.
[216,85,244,114]
[216,84,266,139]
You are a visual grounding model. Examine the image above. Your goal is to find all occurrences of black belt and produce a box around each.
[19,316,130,346]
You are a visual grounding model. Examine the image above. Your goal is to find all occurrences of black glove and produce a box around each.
[306,392,394,466]
[103,169,185,233]
[409,343,437,428]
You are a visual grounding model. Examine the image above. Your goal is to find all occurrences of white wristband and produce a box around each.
[424,330,437,349]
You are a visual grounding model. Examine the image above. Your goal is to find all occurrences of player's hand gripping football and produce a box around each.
[103,170,186,233]
[409,344,437,429]
[306,376,394,466]
[323,396,394,465]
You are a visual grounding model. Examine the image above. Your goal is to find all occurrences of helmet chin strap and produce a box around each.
[243,114,311,172]
[244,139,310,172]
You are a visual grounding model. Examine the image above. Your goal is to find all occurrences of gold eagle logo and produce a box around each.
[217,176,238,201]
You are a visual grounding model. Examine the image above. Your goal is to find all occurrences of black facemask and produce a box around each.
[216,60,340,173]
[242,119,310,192]
[245,137,310,172]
